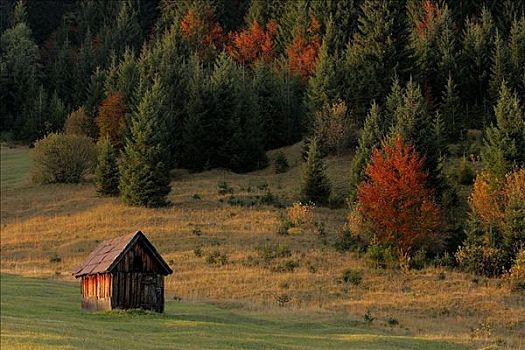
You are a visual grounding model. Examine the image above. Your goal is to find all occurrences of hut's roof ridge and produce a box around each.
[72,231,172,277]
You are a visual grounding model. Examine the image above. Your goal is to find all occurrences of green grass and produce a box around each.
[0,145,32,191]
[0,274,468,350]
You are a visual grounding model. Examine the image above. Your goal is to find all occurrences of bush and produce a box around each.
[206,250,228,266]
[277,212,292,235]
[271,259,299,272]
[287,202,315,232]
[257,243,291,263]
[509,249,525,292]
[409,249,428,270]
[217,181,234,195]
[64,107,95,138]
[457,156,475,185]
[274,151,289,174]
[32,133,96,184]
[313,101,357,155]
[342,268,362,286]
[455,244,507,277]
[366,244,397,269]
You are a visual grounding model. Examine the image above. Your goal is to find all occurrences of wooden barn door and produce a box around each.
[140,273,161,311]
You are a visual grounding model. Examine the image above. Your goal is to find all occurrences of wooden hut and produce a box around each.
[73,231,172,312]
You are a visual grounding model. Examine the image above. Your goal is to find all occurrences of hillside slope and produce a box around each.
[1,144,523,349]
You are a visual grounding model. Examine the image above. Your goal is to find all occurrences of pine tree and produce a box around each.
[105,48,139,105]
[385,78,403,131]
[489,30,510,103]
[440,75,462,138]
[95,137,120,196]
[390,79,442,190]
[183,55,212,171]
[85,67,106,117]
[481,81,525,179]
[0,4,39,137]
[301,137,331,205]
[508,17,525,101]
[209,53,243,167]
[461,7,495,124]
[119,77,171,207]
[344,0,408,123]
[348,102,383,206]
[304,30,338,130]
[228,72,268,172]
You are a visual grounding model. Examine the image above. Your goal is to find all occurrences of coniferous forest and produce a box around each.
[1,0,525,282]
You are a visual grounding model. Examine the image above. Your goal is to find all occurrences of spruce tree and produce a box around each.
[95,137,120,196]
[344,0,407,123]
[305,30,338,130]
[119,77,171,207]
[481,81,525,179]
[385,78,402,131]
[508,17,525,101]
[182,55,213,171]
[348,102,383,206]
[489,30,510,104]
[460,7,495,124]
[301,137,331,205]
[85,67,106,117]
[440,75,462,138]
[0,5,39,137]
[390,79,442,190]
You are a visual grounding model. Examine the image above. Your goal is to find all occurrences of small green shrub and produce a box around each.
[277,213,292,235]
[409,249,427,270]
[32,133,96,184]
[49,253,62,263]
[217,181,234,195]
[387,317,399,326]
[363,309,375,324]
[257,243,291,263]
[342,268,362,286]
[509,249,525,292]
[455,244,507,277]
[193,246,203,257]
[271,259,299,272]
[457,156,475,185]
[192,193,201,200]
[276,293,292,307]
[433,252,455,268]
[274,151,289,174]
[367,244,397,269]
[206,250,228,266]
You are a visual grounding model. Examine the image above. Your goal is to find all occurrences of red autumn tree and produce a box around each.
[226,20,277,66]
[96,92,128,149]
[357,136,441,259]
[180,6,223,57]
[287,16,321,80]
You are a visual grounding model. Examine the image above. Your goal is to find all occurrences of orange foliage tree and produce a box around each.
[96,92,128,149]
[226,20,277,66]
[357,136,442,259]
[470,168,525,231]
[287,17,321,80]
[180,7,223,57]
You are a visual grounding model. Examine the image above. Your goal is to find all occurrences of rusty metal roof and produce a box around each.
[72,231,172,278]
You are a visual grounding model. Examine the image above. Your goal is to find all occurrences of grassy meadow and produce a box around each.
[1,274,469,350]
[1,144,524,349]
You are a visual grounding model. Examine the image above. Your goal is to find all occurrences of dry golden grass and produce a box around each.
[1,143,524,349]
